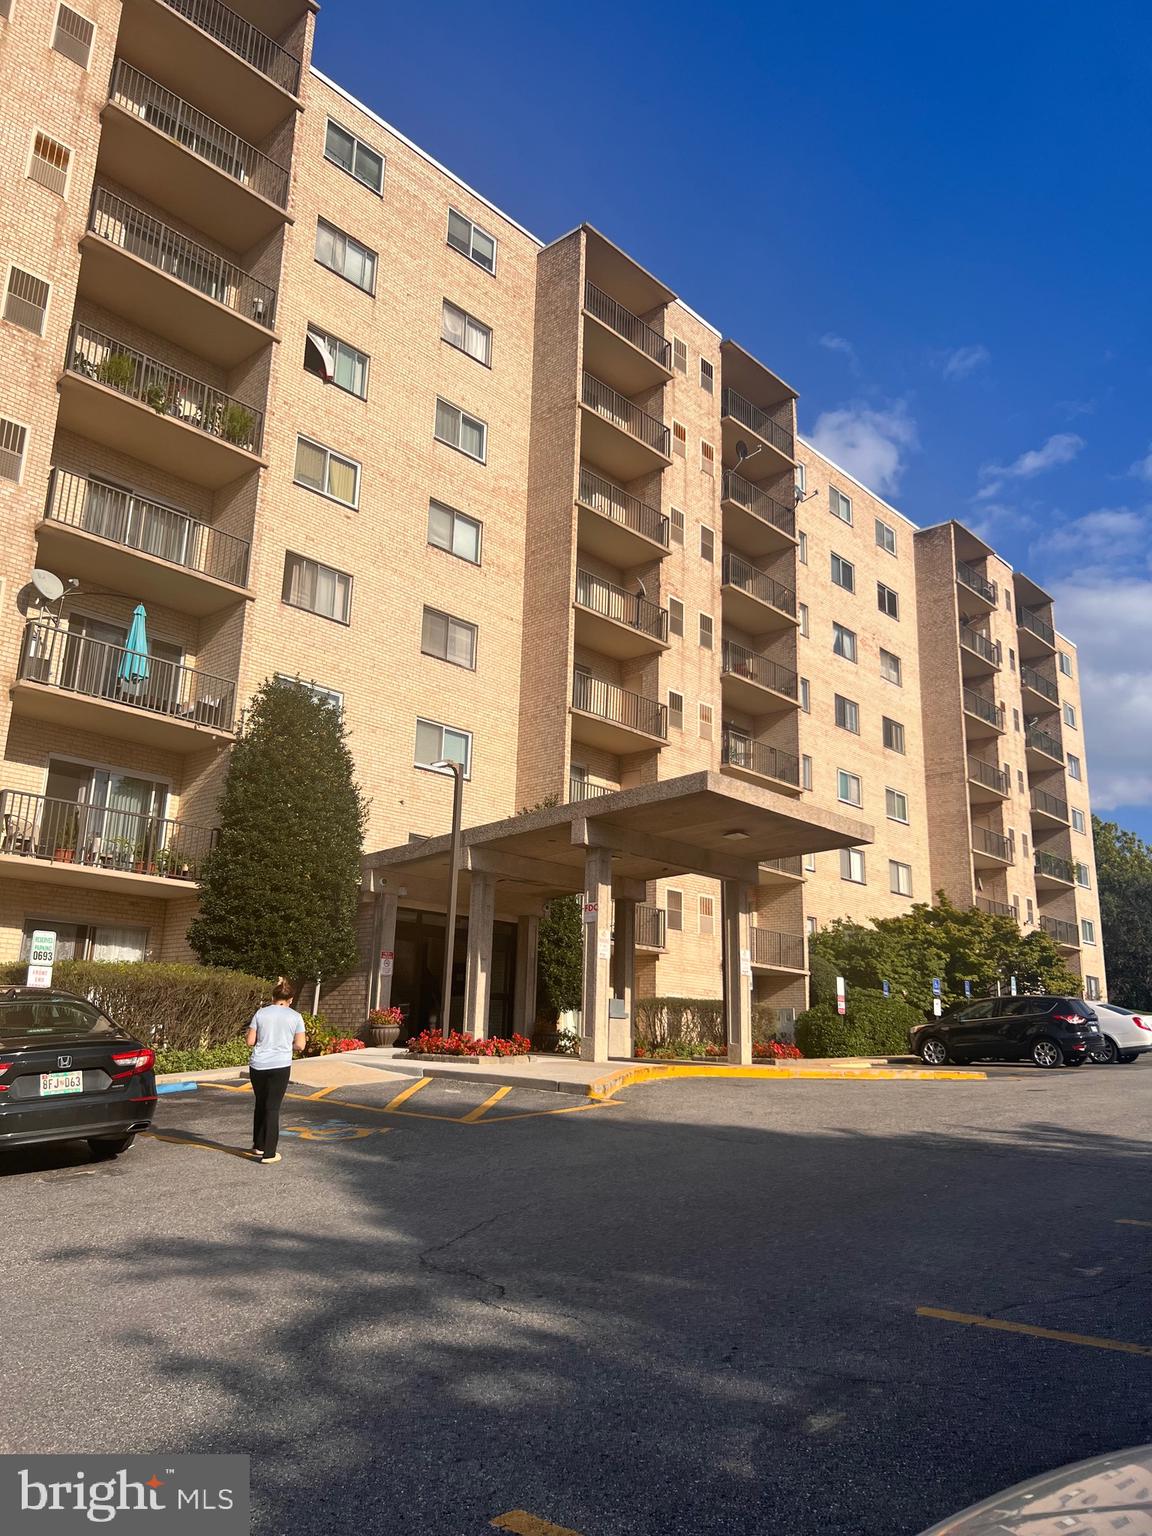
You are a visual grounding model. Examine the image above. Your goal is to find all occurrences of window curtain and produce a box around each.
[92,925,148,962]
[326,455,357,507]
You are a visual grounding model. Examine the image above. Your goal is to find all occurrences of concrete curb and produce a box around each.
[588,1063,989,1098]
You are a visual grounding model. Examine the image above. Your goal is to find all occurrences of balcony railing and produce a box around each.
[575,569,668,642]
[1017,606,1055,647]
[1031,787,1070,822]
[109,61,290,209]
[721,469,796,539]
[569,775,613,803]
[1026,725,1065,763]
[635,904,666,951]
[577,466,668,548]
[1040,915,1079,946]
[68,325,264,454]
[976,896,1016,919]
[750,927,806,970]
[90,188,276,327]
[571,672,667,740]
[959,623,1000,666]
[19,621,236,733]
[973,826,1013,863]
[962,687,1004,730]
[721,640,798,700]
[721,388,794,458]
[1035,851,1074,884]
[584,281,670,370]
[581,373,670,457]
[967,755,1008,795]
[721,552,797,618]
[47,470,251,589]
[721,731,801,787]
[0,789,217,880]
[157,0,302,94]
[1020,663,1059,703]
[763,855,804,878]
[957,559,997,605]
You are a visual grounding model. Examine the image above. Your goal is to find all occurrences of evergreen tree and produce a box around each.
[1092,816,1152,1006]
[189,679,367,982]
[537,896,583,1020]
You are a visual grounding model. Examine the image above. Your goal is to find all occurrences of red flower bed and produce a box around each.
[328,1038,367,1053]
[405,1029,532,1058]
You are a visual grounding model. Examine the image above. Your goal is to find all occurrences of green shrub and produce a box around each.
[96,352,134,390]
[155,1040,250,1074]
[795,990,924,1057]
[795,1003,870,1058]
[635,997,784,1051]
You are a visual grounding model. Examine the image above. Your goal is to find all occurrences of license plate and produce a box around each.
[40,1071,83,1096]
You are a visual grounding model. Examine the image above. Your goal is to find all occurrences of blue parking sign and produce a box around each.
[931,977,941,997]
[964,980,972,998]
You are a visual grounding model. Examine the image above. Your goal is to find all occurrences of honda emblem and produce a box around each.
[57,1055,72,1069]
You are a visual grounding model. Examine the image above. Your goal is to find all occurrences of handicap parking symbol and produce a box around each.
[280,1118,379,1142]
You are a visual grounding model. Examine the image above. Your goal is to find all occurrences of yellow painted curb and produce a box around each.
[588,1062,987,1098]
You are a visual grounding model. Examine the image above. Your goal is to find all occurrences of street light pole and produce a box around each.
[432,759,465,1039]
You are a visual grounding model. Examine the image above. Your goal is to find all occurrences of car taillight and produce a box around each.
[0,1059,12,1092]
[1051,1012,1085,1024]
[111,1048,154,1077]
[1134,1018,1152,1032]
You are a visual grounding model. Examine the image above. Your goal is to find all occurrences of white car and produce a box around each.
[1089,1002,1152,1064]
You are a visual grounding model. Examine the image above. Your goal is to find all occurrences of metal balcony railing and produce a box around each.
[959,623,1000,666]
[750,927,806,970]
[18,621,236,733]
[976,896,1016,919]
[581,373,670,457]
[1031,787,1070,822]
[721,388,795,458]
[569,775,613,803]
[1040,915,1079,946]
[1020,663,1059,703]
[962,687,1005,730]
[47,470,251,589]
[1017,606,1055,647]
[1026,725,1065,763]
[577,466,668,548]
[0,789,218,880]
[635,904,667,951]
[1035,851,1074,884]
[157,0,302,94]
[575,570,668,643]
[763,855,804,878]
[721,640,798,700]
[109,60,290,209]
[973,826,1013,863]
[583,282,670,369]
[721,469,796,539]
[956,559,997,604]
[571,672,667,740]
[721,731,801,787]
[89,189,277,327]
[967,755,1008,795]
[721,552,797,618]
[68,325,264,454]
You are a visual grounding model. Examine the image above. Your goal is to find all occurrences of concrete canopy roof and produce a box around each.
[364,771,873,917]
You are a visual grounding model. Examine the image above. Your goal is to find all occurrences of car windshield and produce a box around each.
[0,1001,123,1047]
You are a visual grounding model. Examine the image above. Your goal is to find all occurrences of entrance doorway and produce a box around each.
[391,909,518,1039]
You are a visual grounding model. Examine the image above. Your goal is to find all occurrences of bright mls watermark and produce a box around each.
[0,1456,249,1533]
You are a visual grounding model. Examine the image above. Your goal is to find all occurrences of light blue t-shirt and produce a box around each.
[249,1005,305,1070]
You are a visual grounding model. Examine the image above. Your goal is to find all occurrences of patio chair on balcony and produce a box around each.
[2,807,38,858]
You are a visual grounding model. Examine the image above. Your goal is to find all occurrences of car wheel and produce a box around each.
[919,1036,950,1066]
[1116,1052,1141,1065]
[1065,1056,1085,1067]
[1031,1038,1064,1069]
[1090,1036,1119,1065]
[88,1134,135,1158]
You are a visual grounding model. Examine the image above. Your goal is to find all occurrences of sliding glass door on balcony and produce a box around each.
[81,480,191,566]
[40,759,168,862]
[53,617,184,714]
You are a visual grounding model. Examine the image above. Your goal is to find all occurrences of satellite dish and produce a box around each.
[30,570,64,605]
[735,440,749,461]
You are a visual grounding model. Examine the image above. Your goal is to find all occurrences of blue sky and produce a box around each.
[316,0,1152,840]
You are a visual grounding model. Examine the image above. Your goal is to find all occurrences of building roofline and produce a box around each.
[797,435,919,530]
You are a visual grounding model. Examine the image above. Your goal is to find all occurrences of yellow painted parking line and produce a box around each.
[142,1130,254,1160]
[1117,1219,1152,1228]
[198,1077,616,1128]
[305,1084,339,1101]
[917,1306,1152,1357]
[475,1101,621,1125]
[491,1512,583,1536]
[459,1085,513,1122]
[383,1076,433,1108]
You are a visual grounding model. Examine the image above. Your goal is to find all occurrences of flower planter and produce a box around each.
[54,848,75,863]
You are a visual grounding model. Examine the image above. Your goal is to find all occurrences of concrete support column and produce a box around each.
[370,892,399,1013]
[610,897,636,1059]
[462,873,497,1040]
[513,913,540,1041]
[723,879,754,1065]
[580,846,614,1062]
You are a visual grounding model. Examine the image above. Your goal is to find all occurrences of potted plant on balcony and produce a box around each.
[96,353,135,390]
[219,402,255,448]
[131,840,159,876]
[141,375,169,414]
[104,836,134,871]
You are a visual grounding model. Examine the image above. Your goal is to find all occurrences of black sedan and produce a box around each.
[0,988,156,1156]
[911,994,1104,1069]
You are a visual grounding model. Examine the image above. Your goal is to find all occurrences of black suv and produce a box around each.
[911,995,1103,1069]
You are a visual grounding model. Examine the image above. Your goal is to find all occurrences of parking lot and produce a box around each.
[3,1062,1152,1535]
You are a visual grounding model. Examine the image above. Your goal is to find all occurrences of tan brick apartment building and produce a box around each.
[0,0,1106,1028]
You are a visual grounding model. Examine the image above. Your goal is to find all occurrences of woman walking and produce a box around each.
[246,981,306,1164]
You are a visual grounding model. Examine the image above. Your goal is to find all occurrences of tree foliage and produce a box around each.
[189,679,367,983]
[536,895,583,1020]
[1092,816,1152,1006]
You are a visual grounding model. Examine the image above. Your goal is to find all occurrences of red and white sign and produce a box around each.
[26,964,53,989]
[379,950,394,977]
[582,901,599,924]
[836,975,847,1016]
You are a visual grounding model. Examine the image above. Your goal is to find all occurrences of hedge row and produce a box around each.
[634,996,782,1049]
[794,989,924,1058]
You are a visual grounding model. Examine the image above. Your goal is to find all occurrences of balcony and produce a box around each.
[0,790,217,898]
[750,927,807,973]
[100,61,291,250]
[569,774,614,804]
[720,388,794,476]
[967,755,1009,803]
[576,466,668,567]
[720,640,798,715]
[1040,914,1080,949]
[1017,605,1057,658]
[720,552,798,634]
[720,731,801,794]
[972,825,1013,869]
[635,904,666,952]
[80,190,277,368]
[61,325,265,489]
[1025,725,1065,768]
[1035,850,1075,890]
[962,686,1005,738]
[40,471,251,617]
[958,622,1001,676]
[582,281,672,394]
[573,570,669,659]
[976,895,1017,920]
[14,621,236,753]
[760,855,804,883]
[580,372,670,481]
[956,559,997,608]
[721,469,797,557]
[1020,663,1059,710]
[1031,787,1070,829]
[570,672,667,756]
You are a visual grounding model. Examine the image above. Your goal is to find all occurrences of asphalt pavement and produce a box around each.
[2,1061,1151,1535]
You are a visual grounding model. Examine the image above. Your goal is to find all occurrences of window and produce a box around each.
[428,499,481,564]
[831,552,855,592]
[699,525,714,562]
[0,417,27,482]
[698,702,713,741]
[1075,861,1091,888]
[890,860,913,896]
[668,690,684,730]
[882,717,905,754]
[1022,832,1029,857]
[414,718,472,776]
[1012,708,1020,732]
[1059,651,1073,677]
[1005,588,1012,611]
[700,440,715,475]
[21,917,147,963]
[1085,975,1101,1001]
[806,915,818,936]
[801,754,813,790]
[1017,769,1025,793]
[3,267,48,335]
[837,769,862,807]
[1063,702,1077,729]
[275,674,343,710]
[304,325,369,398]
[798,530,808,564]
[29,132,70,196]
[1008,647,1016,672]
[798,602,809,637]
[672,336,687,373]
[421,606,477,670]
[668,596,684,637]
[282,553,352,624]
[796,462,807,496]
[52,3,93,65]
[315,218,377,293]
[833,623,857,662]
[666,888,684,931]
[829,485,853,524]
[875,518,897,555]
[698,613,713,649]
[1068,753,1082,781]
[672,421,686,456]
[1071,807,1086,834]
[670,507,684,545]
[698,895,715,936]
[294,435,360,507]
[885,787,909,823]
[877,582,899,619]
[441,300,492,366]
[799,677,810,712]
[446,208,496,272]
[1025,897,1033,922]
[880,648,902,685]
[700,357,714,393]
[1081,918,1096,945]
[434,397,487,462]
[804,851,817,873]
[840,847,866,883]
[835,694,859,733]
[324,119,384,192]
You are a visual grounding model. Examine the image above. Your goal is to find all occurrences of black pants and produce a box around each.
[250,1065,291,1157]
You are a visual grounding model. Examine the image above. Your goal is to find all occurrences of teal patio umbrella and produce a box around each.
[118,604,150,692]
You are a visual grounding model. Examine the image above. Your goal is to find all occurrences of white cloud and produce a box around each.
[1129,444,1152,481]
[818,333,859,369]
[939,344,990,381]
[805,402,917,496]
[977,432,1085,501]
[965,503,1036,544]
[1043,507,1148,559]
